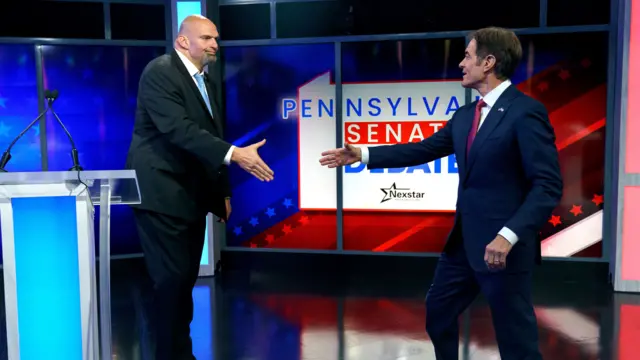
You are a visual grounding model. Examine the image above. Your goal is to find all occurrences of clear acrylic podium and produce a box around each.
[0,170,140,360]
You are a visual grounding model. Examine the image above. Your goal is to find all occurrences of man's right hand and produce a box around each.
[231,139,274,181]
[319,143,361,168]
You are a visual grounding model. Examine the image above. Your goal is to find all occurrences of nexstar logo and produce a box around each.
[380,183,425,203]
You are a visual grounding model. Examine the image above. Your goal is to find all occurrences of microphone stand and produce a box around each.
[45,90,83,171]
[0,89,84,173]
[0,102,50,172]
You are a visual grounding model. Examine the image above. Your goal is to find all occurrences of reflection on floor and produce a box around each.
[104,255,639,360]
[2,255,639,360]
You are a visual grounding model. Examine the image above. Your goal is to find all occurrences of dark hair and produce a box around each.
[468,27,522,80]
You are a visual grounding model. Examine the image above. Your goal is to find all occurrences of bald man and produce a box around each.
[125,15,273,360]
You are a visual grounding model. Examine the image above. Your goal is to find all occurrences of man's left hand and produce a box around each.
[484,235,512,270]
[218,198,232,223]
[225,198,232,220]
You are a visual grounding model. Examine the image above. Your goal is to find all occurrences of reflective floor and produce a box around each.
[104,256,639,360]
[1,255,639,360]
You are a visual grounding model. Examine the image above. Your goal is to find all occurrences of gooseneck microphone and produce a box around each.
[0,93,53,172]
[45,90,83,171]
[0,89,84,172]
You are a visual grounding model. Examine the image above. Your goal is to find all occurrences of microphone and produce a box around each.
[45,89,58,106]
[45,89,83,171]
[0,93,53,172]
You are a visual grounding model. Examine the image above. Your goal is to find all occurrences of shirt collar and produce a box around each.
[480,80,512,108]
[175,49,203,77]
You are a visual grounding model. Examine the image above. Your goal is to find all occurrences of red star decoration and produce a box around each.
[569,205,583,216]
[559,69,571,80]
[298,216,309,225]
[592,194,604,206]
[265,234,275,244]
[250,243,257,248]
[282,224,292,235]
[581,58,592,68]
[549,215,562,227]
[537,82,549,92]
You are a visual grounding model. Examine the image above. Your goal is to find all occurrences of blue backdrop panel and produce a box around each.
[41,45,164,255]
[12,196,82,359]
[222,43,337,249]
[0,44,43,263]
[0,44,42,172]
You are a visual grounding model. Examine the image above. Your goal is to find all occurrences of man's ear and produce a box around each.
[483,55,496,73]
[177,35,189,49]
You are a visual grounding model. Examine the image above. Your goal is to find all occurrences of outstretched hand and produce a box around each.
[319,143,362,168]
[231,139,274,181]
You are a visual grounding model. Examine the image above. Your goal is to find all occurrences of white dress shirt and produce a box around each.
[359,80,519,245]
[175,50,234,166]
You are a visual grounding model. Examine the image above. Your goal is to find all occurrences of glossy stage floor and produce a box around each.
[4,251,640,359]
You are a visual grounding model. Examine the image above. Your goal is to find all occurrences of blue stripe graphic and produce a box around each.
[13,196,83,359]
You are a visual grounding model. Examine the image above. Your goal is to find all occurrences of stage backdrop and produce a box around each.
[0,44,163,257]
[339,32,608,257]
[41,45,164,255]
[223,31,607,258]
[0,44,43,261]
[222,43,337,250]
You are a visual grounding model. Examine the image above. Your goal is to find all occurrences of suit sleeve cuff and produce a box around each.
[498,227,519,245]
[360,146,370,164]
[223,145,235,166]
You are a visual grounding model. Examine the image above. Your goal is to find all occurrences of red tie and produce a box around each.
[466,99,487,157]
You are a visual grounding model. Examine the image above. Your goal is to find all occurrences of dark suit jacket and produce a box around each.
[126,51,232,221]
[368,85,563,272]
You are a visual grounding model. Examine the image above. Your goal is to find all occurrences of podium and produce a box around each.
[0,170,140,360]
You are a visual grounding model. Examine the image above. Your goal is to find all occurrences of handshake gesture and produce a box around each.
[231,139,274,181]
[319,143,362,168]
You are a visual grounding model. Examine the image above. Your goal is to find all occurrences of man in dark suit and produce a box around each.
[126,15,274,360]
[319,27,562,359]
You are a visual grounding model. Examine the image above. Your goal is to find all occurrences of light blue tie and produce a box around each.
[194,73,212,116]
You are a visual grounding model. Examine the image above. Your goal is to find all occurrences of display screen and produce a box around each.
[0,44,42,262]
[340,38,465,253]
[339,33,608,257]
[222,31,608,258]
[0,44,42,172]
[519,32,608,258]
[41,44,164,255]
[223,43,337,249]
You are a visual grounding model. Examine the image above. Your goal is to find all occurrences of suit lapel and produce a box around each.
[463,85,519,182]
[171,52,215,123]
[204,73,224,136]
[455,106,474,174]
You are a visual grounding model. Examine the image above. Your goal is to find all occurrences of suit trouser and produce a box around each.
[425,246,542,360]
[133,208,206,360]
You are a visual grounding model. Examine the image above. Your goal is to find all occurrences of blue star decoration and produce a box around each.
[0,122,11,137]
[233,226,242,235]
[249,217,259,227]
[0,97,7,108]
[265,208,275,218]
[282,198,293,208]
